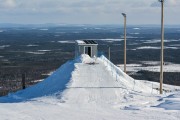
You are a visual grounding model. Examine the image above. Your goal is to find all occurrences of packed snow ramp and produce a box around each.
[0,55,155,103]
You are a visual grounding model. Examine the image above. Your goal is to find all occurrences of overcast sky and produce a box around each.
[0,0,180,25]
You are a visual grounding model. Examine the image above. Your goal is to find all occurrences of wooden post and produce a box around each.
[22,73,26,89]
[159,0,164,94]
[122,13,127,73]
[108,46,111,61]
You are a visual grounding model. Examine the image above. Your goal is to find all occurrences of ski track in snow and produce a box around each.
[0,55,180,120]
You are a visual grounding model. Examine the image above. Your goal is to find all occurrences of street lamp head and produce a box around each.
[158,0,164,2]
[122,13,126,17]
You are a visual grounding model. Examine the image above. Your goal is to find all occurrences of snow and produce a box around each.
[143,39,179,44]
[31,79,44,83]
[137,46,178,50]
[156,92,180,110]
[96,38,124,41]
[0,59,75,102]
[130,33,140,35]
[118,62,180,73]
[0,45,10,49]
[41,71,54,76]
[26,51,45,55]
[1,59,9,62]
[121,36,139,39]
[78,39,124,42]
[169,44,180,47]
[38,50,51,52]
[26,44,39,47]
[76,40,85,44]
[39,28,48,31]
[133,28,140,30]
[94,28,102,30]
[58,41,75,43]
[137,46,161,49]
[0,54,180,120]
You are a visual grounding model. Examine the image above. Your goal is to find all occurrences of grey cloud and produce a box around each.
[0,0,179,24]
[151,2,160,7]
[0,0,16,9]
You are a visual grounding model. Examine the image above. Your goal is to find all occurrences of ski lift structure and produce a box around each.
[75,40,98,58]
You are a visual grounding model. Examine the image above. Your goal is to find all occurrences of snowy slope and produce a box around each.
[0,59,75,102]
[0,55,180,120]
[61,55,157,106]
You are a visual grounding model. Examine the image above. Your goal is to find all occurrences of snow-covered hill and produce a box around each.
[0,55,180,120]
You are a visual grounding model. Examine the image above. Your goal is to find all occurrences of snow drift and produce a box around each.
[0,54,180,120]
[0,59,75,102]
[0,54,156,103]
[156,92,180,110]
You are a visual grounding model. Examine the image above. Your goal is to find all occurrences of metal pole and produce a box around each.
[22,73,26,89]
[122,13,127,73]
[159,0,164,94]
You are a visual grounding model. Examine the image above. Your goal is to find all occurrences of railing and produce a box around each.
[100,56,136,89]
[99,55,180,95]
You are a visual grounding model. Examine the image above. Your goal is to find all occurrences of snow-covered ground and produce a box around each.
[143,39,179,44]
[136,46,178,50]
[0,45,10,49]
[118,61,180,74]
[26,44,39,47]
[0,55,180,120]
[26,51,46,55]
[58,41,75,43]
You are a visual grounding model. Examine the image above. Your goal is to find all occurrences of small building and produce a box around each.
[75,40,98,58]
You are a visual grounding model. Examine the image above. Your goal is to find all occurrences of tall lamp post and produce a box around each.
[122,13,127,73]
[159,0,164,94]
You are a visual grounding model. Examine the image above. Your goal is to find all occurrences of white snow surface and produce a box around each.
[0,45,10,49]
[76,40,85,44]
[136,46,178,50]
[58,41,75,43]
[0,54,180,120]
[39,28,48,31]
[143,39,179,44]
[26,51,46,55]
[38,50,51,52]
[26,44,39,47]
[157,92,180,110]
[133,28,140,30]
[118,62,180,73]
